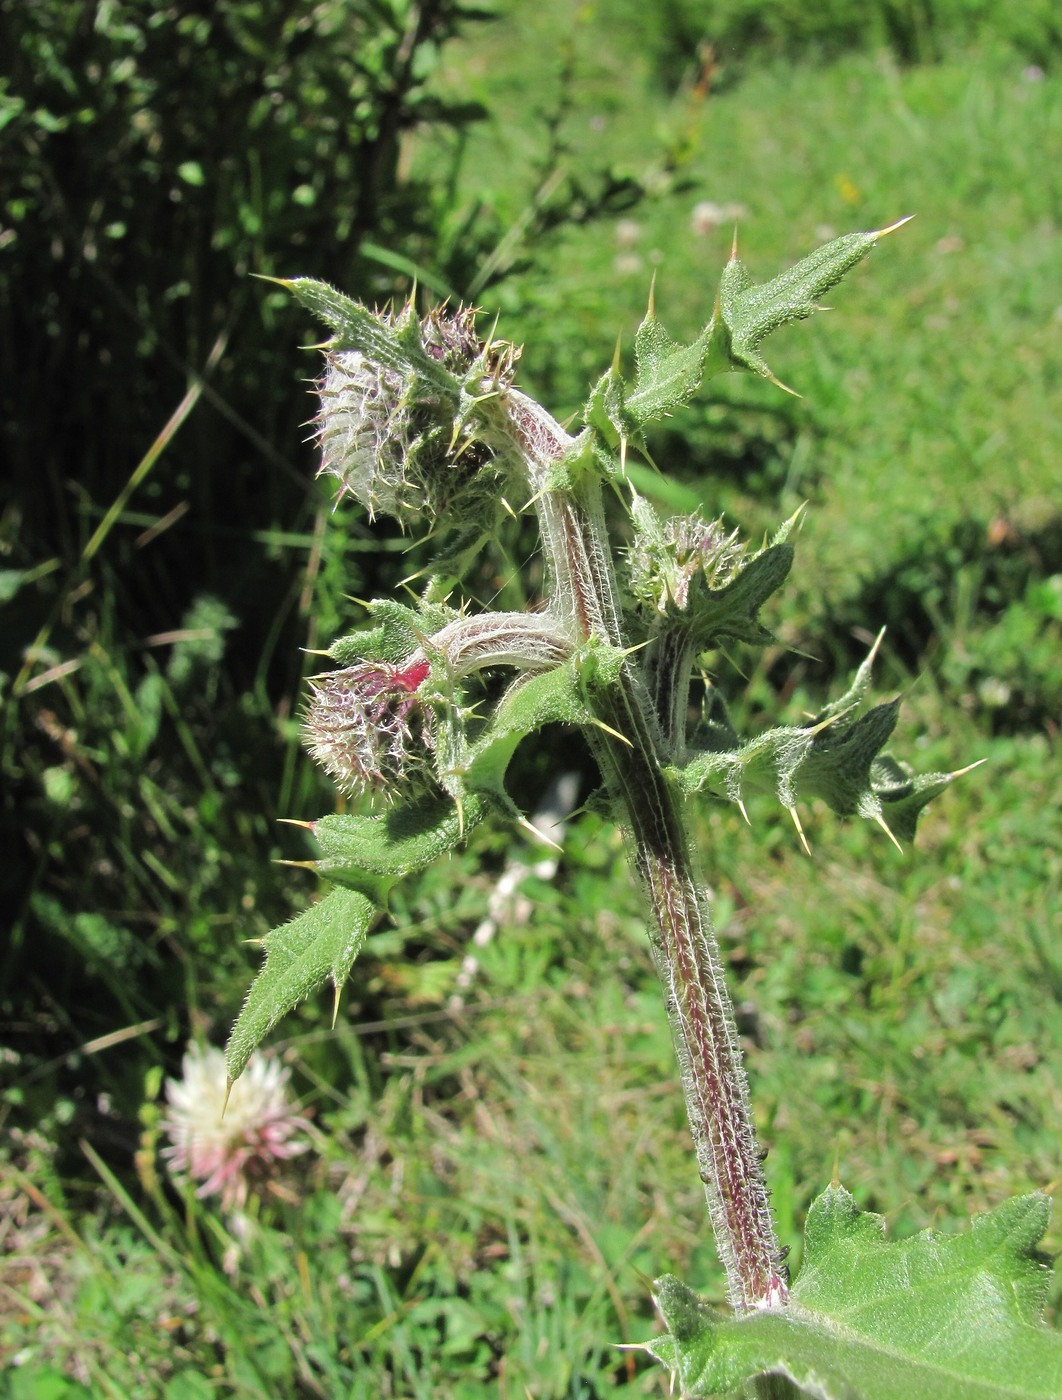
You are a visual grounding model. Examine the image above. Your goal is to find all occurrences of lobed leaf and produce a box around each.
[624,313,713,427]
[707,222,908,388]
[462,645,623,795]
[583,224,906,446]
[277,276,458,392]
[674,632,967,842]
[311,790,495,894]
[643,1185,1061,1399]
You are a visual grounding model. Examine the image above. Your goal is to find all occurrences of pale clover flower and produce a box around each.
[161,1044,311,1210]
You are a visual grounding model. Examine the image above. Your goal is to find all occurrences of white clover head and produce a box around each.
[160,1044,312,1210]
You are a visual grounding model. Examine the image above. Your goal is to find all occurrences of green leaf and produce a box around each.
[796,700,901,815]
[271,276,457,393]
[328,596,456,668]
[642,1185,1061,1399]
[583,224,906,445]
[311,791,495,895]
[707,220,910,388]
[0,1370,94,1400]
[691,542,794,648]
[624,312,712,427]
[674,705,889,823]
[673,631,969,844]
[870,757,969,843]
[226,885,375,1081]
[176,160,205,186]
[463,647,619,796]
[583,303,713,449]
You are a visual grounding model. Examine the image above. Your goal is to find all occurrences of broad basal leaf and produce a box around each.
[642,1184,1061,1399]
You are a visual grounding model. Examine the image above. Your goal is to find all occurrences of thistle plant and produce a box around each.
[226,229,1060,1397]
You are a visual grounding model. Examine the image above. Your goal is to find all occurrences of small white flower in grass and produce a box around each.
[691,200,748,237]
[161,1044,311,1210]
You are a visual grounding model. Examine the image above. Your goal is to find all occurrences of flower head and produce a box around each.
[302,656,435,801]
[629,503,744,615]
[160,1044,311,1210]
[313,302,519,528]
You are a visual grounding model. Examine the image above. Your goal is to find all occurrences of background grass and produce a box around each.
[2,1,1060,1395]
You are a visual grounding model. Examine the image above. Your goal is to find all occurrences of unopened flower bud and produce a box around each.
[303,656,435,801]
[630,503,743,615]
[313,303,519,528]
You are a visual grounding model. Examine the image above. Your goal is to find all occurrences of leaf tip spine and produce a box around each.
[788,804,812,856]
[873,811,904,854]
[948,757,989,782]
[590,717,634,747]
[516,811,564,852]
[871,214,915,240]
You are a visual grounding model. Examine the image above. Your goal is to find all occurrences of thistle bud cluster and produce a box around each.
[313,302,519,528]
[302,609,576,802]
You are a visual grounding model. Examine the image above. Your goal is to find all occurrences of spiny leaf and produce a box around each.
[624,312,712,426]
[582,223,906,445]
[870,757,970,843]
[796,700,900,815]
[673,703,904,829]
[707,221,910,387]
[690,543,794,648]
[311,790,495,894]
[226,885,375,1082]
[463,643,624,795]
[628,496,794,646]
[328,596,457,669]
[642,1185,1061,1399]
[672,632,965,840]
[276,276,458,392]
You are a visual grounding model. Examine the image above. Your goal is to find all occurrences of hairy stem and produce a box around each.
[596,687,787,1310]
[502,390,787,1310]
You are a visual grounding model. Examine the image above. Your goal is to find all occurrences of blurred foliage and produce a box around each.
[0,0,499,1157]
[0,0,491,606]
[606,0,1061,86]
